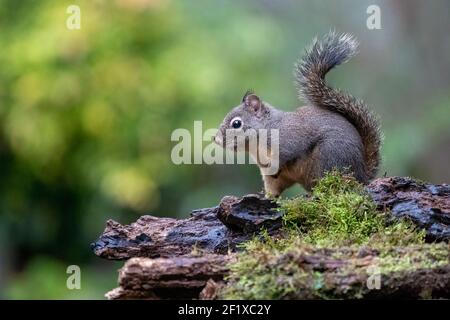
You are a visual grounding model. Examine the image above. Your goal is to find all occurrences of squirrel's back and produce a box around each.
[294,31,381,181]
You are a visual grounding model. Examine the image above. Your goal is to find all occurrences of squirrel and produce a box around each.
[214,31,381,196]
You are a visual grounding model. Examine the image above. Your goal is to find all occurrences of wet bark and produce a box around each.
[92,177,449,260]
[368,177,450,241]
[91,176,450,299]
[91,194,282,260]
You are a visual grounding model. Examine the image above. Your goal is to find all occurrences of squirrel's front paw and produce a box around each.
[264,191,280,200]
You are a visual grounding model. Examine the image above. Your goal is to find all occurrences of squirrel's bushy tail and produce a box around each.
[294,31,381,180]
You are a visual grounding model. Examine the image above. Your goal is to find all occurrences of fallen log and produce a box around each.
[91,194,282,260]
[92,177,450,260]
[106,255,234,300]
[92,176,450,299]
[105,244,450,299]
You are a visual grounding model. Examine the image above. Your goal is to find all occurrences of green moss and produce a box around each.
[219,171,437,300]
[280,170,424,246]
[377,244,449,273]
[221,239,324,299]
[220,241,449,300]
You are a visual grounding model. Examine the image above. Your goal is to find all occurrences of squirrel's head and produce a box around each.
[214,90,271,151]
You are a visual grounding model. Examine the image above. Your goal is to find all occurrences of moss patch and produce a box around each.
[219,171,445,300]
[220,242,449,299]
[280,171,424,247]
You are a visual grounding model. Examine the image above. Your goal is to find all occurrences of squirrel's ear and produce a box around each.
[242,89,254,102]
[244,93,263,113]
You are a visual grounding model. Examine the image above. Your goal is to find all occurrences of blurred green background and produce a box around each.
[0,0,449,299]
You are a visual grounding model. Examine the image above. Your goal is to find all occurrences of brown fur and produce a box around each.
[215,32,381,196]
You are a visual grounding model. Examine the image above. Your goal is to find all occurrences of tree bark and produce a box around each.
[91,194,283,260]
[105,245,450,299]
[106,255,233,300]
[368,176,450,241]
[91,176,450,299]
[92,177,449,260]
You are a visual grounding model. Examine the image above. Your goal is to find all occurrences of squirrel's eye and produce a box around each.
[230,117,243,129]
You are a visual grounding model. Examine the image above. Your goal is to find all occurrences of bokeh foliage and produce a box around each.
[0,0,449,298]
